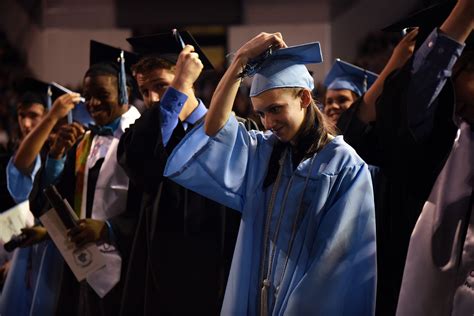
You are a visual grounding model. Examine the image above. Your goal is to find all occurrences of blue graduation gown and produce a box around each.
[164,115,376,315]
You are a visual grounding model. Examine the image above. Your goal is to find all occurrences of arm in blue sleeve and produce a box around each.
[42,155,66,187]
[407,28,464,136]
[165,116,257,212]
[160,87,188,146]
[6,155,41,203]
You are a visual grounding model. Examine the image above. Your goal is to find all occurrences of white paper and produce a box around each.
[40,208,106,281]
[0,200,35,243]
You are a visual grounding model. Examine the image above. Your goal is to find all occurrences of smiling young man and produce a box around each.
[26,41,140,316]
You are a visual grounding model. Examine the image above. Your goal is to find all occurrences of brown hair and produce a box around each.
[288,87,336,155]
[131,55,175,77]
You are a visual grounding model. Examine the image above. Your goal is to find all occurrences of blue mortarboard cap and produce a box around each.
[323,59,378,96]
[249,42,323,97]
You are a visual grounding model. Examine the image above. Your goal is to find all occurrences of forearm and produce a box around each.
[440,1,474,44]
[14,114,57,171]
[360,59,401,124]
[205,58,246,136]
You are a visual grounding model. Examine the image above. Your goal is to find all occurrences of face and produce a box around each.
[454,70,474,125]
[135,68,175,108]
[324,89,357,124]
[252,89,308,143]
[83,75,126,126]
[17,103,45,137]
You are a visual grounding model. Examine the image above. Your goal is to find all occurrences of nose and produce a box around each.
[262,115,275,131]
[23,118,32,129]
[326,101,340,111]
[86,97,101,111]
[143,91,160,107]
[150,91,160,103]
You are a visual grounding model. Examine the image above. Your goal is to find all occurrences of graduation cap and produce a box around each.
[248,42,323,97]
[126,29,214,70]
[89,40,139,105]
[323,59,378,96]
[383,1,474,49]
[15,78,63,110]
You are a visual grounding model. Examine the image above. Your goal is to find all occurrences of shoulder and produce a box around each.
[314,136,367,176]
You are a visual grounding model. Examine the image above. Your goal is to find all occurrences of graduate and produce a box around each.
[27,40,140,315]
[337,0,473,314]
[116,30,244,315]
[164,33,377,315]
[323,59,378,124]
[394,0,474,314]
[0,78,75,316]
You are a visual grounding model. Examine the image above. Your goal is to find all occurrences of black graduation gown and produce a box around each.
[114,104,244,315]
[337,62,458,316]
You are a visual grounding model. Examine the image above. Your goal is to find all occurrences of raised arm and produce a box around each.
[13,93,81,172]
[440,0,474,43]
[205,32,286,136]
[358,28,418,124]
[406,0,473,139]
[158,44,203,147]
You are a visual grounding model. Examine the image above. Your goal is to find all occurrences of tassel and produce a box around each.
[118,50,128,105]
[46,85,52,110]
[363,71,368,93]
[260,279,270,316]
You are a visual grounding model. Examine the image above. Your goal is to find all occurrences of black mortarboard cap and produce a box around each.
[126,29,214,70]
[15,78,63,109]
[89,40,139,105]
[89,40,139,69]
[383,1,474,49]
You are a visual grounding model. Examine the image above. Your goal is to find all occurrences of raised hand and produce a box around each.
[390,27,418,68]
[172,45,204,92]
[49,122,86,159]
[49,93,82,122]
[234,32,287,67]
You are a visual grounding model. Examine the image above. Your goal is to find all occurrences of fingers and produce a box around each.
[179,45,203,68]
[56,123,85,145]
[181,44,195,54]
[68,219,104,248]
[68,221,91,248]
[403,27,419,42]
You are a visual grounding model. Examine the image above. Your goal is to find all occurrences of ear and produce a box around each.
[300,89,312,109]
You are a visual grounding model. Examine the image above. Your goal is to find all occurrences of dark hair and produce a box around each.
[131,55,175,77]
[289,88,336,155]
[17,92,46,111]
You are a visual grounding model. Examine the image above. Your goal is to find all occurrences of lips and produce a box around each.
[272,126,284,136]
[88,106,109,117]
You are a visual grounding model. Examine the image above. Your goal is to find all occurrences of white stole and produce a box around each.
[80,106,140,297]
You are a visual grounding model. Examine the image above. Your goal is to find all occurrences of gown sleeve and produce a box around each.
[165,115,267,212]
[6,154,41,203]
